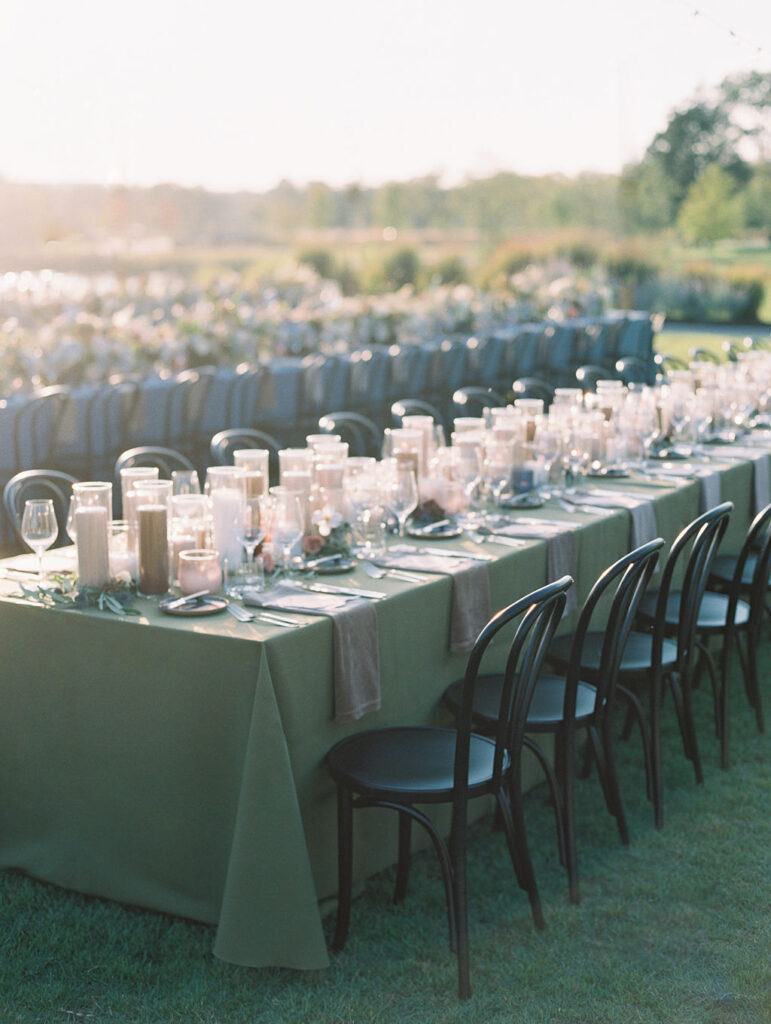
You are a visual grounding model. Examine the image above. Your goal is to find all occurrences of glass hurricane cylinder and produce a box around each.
[178,549,222,595]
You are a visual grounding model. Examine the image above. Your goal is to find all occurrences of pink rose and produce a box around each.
[303,534,324,556]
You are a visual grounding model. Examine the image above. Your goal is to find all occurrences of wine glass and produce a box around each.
[238,497,265,581]
[389,467,418,538]
[271,490,304,576]
[21,498,58,577]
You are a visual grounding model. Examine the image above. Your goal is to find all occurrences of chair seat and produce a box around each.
[638,590,750,632]
[326,727,502,801]
[548,630,678,677]
[527,674,597,726]
[445,671,598,729]
[709,553,770,590]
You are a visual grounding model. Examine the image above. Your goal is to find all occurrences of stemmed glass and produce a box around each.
[389,467,418,538]
[239,496,265,580]
[271,490,304,576]
[21,499,58,577]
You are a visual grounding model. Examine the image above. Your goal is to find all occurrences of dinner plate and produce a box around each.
[498,492,544,510]
[303,557,357,575]
[159,595,228,616]
[406,521,463,539]
[586,466,629,479]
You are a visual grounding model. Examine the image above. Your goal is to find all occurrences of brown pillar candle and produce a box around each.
[137,505,169,595]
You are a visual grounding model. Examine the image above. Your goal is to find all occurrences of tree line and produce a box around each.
[0,71,768,257]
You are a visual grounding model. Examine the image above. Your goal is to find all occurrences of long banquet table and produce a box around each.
[0,450,757,970]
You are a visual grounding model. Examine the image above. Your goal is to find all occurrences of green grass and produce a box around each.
[656,325,771,365]
[1,643,770,1023]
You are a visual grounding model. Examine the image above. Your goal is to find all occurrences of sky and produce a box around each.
[0,0,768,193]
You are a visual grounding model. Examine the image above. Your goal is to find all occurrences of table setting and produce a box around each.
[1,346,770,972]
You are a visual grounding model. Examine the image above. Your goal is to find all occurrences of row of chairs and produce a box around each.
[324,500,770,998]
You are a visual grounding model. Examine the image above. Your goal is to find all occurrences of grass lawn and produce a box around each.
[655,323,771,365]
[1,637,769,1022]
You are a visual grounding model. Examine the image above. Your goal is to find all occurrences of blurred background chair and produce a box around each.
[3,469,78,552]
[318,411,382,458]
[209,427,283,484]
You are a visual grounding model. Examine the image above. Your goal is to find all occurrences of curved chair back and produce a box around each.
[615,356,652,385]
[318,412,382,458]
[575,364,610,392]
[451,386,506,421]
[209,428,283,484]
[563,539,664,720]
[451,576,573,818]
[85,379,140,478]
[653,352,689,377]
[3,469,79,549]
[115,446,195,483]
[13,386,71,473]
[391,398,445,428]
[511,377,555,406]
[728,502,771,638]
[655,502,733,674]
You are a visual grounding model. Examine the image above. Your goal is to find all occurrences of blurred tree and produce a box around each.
[382,247,420,289]
[677,164,745,244]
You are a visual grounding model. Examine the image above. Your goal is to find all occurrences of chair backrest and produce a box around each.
[615,355,652,385]
[511,377,555,406]
[391,398,445,429]
[85,379,140,477]
[115,446,195,483]
[209,428,283,483]
[13,386,71,472]
[653,352,690,376]
[689,347,721,365]
[575,364,610,392]
[451,576,573,815]
[655,502,733,670]
[318,412,382,459]
[728,502,771,634]
[564,539,665,717]
[451,387,506,421]
[3,469,79,549]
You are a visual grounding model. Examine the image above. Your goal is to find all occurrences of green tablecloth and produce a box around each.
[0,455,755,969]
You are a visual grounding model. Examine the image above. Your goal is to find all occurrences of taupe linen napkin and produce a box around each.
[243,583,380,723]
[697,470,722,513]
[729,448,770,514]
[629,501,658,548]
[374,547,491,653]
[485,519,578,612]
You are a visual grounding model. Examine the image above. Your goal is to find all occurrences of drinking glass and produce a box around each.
[389,467,418,537]
[234,496,266,590]
[271,489,304,575]
[171,469,201,496]
[21,498,58,576]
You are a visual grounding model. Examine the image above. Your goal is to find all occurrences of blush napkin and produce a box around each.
[243,583,380,724]
[373,546,491,653]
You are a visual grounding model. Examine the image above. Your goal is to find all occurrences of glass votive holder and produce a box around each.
[67,480,114,542]
[178,549,223,595]
[233,449,270,498]
[119,466,158,519]
[224,552,265,598]
[171,469,201,495]
[108,520,135,580]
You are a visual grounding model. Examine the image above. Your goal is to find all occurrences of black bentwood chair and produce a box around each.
[548,504,731,829]
[115,445,195,482]
[446,539,663,905]
[209,427,283,485]
[634,503,734,774]
[3,469,79,551]
[451,386,506,422]
[317,412,382,459]
[325,576,573,1001]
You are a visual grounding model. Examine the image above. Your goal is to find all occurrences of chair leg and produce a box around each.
[558,724,580,904]
[671,669,703,784]
[523,737,566,866]
[332,785,354,953]
[499,786,545,931]
[651,672,666,829]
[393,811,412,904]
[599,718,629,846]
[450,818,471,1000]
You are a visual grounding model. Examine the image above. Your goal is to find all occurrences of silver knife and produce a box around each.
[297,581,385,600]
[414,547,493,562]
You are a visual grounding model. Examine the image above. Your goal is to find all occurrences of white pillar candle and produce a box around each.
[211,487,243,568]
[75,506,110,588]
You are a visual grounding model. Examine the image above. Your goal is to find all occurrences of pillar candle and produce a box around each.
[211,487,243,568]
[137,505,169,595]
[75,506,110,588]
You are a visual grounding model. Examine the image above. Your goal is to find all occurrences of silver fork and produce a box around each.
[361,561,423,583]
[227,604,299,627]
